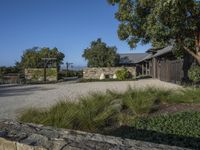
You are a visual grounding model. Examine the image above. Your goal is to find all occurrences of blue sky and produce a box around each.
[0,0,151,67]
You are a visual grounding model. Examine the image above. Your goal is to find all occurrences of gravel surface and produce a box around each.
[0,79,182,120]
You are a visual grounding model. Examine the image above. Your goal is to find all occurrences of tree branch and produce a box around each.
[183,46,198,59]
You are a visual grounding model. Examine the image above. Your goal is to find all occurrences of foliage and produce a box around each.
[134,111,200,138]
[16,47,65,70]
[111,111,200,149]
[115,68,130,80]
[108,0,200,63]
[19,93,120,132]
[0,66,20,76]
[82,38,119,67]
[188,66,200,82]
[58,70,83,79]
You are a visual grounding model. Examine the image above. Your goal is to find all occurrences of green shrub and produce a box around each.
[58,70,83,79]
[188,66,200,82]
[165,88,200,103]
[133,111,200,138]
[115,68,130,80]
[46,68,57,77]
[111,111,200,149]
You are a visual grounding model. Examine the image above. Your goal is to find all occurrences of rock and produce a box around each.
[21,133,51,148]
[113,74,117,79]
[83,67,136,79]
[99,73,105,80]
[110,99,123,112]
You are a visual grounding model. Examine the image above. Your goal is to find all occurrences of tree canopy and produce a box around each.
[16,47,65,69]
[0,66,20,76]
[108,0,200,63]
[82,39,119,67]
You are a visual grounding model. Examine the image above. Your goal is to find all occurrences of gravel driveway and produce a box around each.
[0,79,182,120]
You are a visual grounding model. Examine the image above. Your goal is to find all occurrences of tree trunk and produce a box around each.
[183,46,200,65]
[182,52,193,82]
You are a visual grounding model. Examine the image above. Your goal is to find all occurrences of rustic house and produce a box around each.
[137,46,184,83]
[119,46,194,83]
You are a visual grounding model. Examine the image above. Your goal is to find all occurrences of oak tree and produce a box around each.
[108,0,200,63]
[16,47,65,69]
[82,39,119,67]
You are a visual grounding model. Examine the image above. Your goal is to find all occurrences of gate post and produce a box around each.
[153,57,157,78]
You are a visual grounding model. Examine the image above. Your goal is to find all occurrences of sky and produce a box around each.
[0,0,151,67]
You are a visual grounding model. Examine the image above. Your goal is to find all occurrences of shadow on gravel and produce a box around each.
[0,86,55,97]
[107,126,200,149]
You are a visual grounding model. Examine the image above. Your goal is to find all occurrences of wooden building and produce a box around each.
[120,46,190,83]
[140,46,184,83]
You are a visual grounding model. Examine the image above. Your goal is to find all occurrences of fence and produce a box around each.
[0,74,22,84]
[157,59,183,83]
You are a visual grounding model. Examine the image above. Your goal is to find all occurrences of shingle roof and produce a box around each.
[153,46,173,57]
[136,54,153,63]
[119,53,149,64]
[119,46,173,65]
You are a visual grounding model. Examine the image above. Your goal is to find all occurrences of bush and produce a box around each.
[111,111,200,149]
[188,66,200,83]
[58,70,83,79]
[133,111,200,137]
[115,68,130,80]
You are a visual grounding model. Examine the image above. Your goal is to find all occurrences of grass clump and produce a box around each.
[166,88,200,103]
[20,93,120,132]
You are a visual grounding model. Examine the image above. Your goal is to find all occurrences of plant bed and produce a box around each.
[19,87,200,149]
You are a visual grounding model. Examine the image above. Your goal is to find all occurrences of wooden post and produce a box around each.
[42,58,57,82]
[142,63,144,75]
[145,62,148,75]
[153,57,156,78]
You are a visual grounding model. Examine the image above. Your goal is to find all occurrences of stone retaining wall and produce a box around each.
[83,67,136,79]
[0,120,188,150]
[25,68,57,82]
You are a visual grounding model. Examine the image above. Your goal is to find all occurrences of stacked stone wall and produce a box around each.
[25,68,57,82]
[0,120,187,150]
[83,67,136,79]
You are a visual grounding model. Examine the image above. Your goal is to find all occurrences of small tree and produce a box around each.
[16,47,65,70]
[116,68,130,80]
[82,38,119,67]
